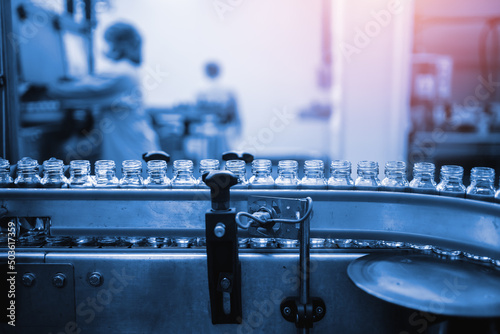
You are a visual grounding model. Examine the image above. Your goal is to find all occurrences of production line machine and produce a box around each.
[1,170,500,333]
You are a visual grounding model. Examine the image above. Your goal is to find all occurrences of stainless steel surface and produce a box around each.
[1,189,499,259]
[348,253,500,317]
[2,249,418,334]
[14,263,75,331]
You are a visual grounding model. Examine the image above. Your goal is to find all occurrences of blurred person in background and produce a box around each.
[48,22,160,164]
[196,61,241,152]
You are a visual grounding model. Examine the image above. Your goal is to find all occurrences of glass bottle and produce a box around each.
[355,161,380,190]
[94,160,119,188]
[145,160,170,188]
[41,157,68,188]
[0,158,13,188]
[275,160,300,189]
[249,159,274,189]
[68,160,94,188]
[409,162,437,194]
[301,160,327,189]
[14,157,41,188]
[381,161,409,192]
[436,165,466,198]
[328,160,354,190]
[171,160,197,188]
[225,160,248,189]
[197,159,220,188]
[466,167,495,202]
[120,160,144,188]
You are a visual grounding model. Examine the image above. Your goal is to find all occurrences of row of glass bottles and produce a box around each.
[0,157,498,200]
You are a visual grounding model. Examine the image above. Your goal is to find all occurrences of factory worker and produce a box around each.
[196,61,241,154]
[48,22,161,165]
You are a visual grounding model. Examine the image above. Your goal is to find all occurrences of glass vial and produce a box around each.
[381,161,409,192]
[41,157,68,188]
[197,159,220,188]
[0,158,13,188]
[14,157,41,188]
[145,160,170,188]
[355,161,380,190]
[301,160,327,189]
[171,160,197,188]
[68,160,94,188]
[275,160,300,189]
[466,167,495,202]
[249,159,274,189]
[94,160,119,188]
[328,160,354,190]
[409,162,437,194]
[225,160,248,189]
[120,160,144,188]
[436,165,466,198]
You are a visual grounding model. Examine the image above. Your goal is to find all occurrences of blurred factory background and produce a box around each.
[0,0,499,181]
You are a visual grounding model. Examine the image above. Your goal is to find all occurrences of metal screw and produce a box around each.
[88,272,103,287]
[283,306,292,316]
[52,273,66,288]
[214,223,226,238]
[220,277,231,290]
[22,273,36,287]
[315,306,324,315]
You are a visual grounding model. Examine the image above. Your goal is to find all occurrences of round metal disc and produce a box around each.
[347,253,500,317]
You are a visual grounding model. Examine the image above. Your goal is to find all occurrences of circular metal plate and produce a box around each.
[347,253,500,317]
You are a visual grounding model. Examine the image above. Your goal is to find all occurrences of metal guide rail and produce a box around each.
[1,188,500,334]
[1,188,499,259]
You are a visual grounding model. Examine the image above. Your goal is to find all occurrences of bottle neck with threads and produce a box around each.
[0,159,13,187]
[249,159,274,189]
[41,157,67,188]
[69,160,94,188]
[409,162,437,194]
[120,160,144,188]
[381,161,408,192]
[466,167,495,200]
[15,157,41,188]
[437,165,465,197]
[145,160,170,188]
[94,160,119,188]
[301,160,327,189]
[328,160,353,190]
[172,160,196,188]
[355,160,380,190]
[275,160,299,189]
[197,159,219,188]
[225,159,248,188]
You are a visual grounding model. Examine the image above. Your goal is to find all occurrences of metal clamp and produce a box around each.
[203,171,242,324]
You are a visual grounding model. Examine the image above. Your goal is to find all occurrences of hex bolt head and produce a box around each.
[315,306,324,315]
[214,223,226,238]
[283,306,292,316]
[22,273,36,287]
[220,277,231,290]
[52,273,66,288]
[88,272,103,287]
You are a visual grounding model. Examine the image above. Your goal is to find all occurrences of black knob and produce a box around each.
[142,151,170,163]
[222,151,254,163]
[202,171,238,211]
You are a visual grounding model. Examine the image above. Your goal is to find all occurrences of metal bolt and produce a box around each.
[315,306,324,315]
[220,277,231,290]
[22,273,36,287]
[52,273,66,288]
[88,272,103,287]
[283,306,292,316]
[214,223,226,238]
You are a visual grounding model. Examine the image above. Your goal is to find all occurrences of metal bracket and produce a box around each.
[280,297,326,328]
[205,209,242,324]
